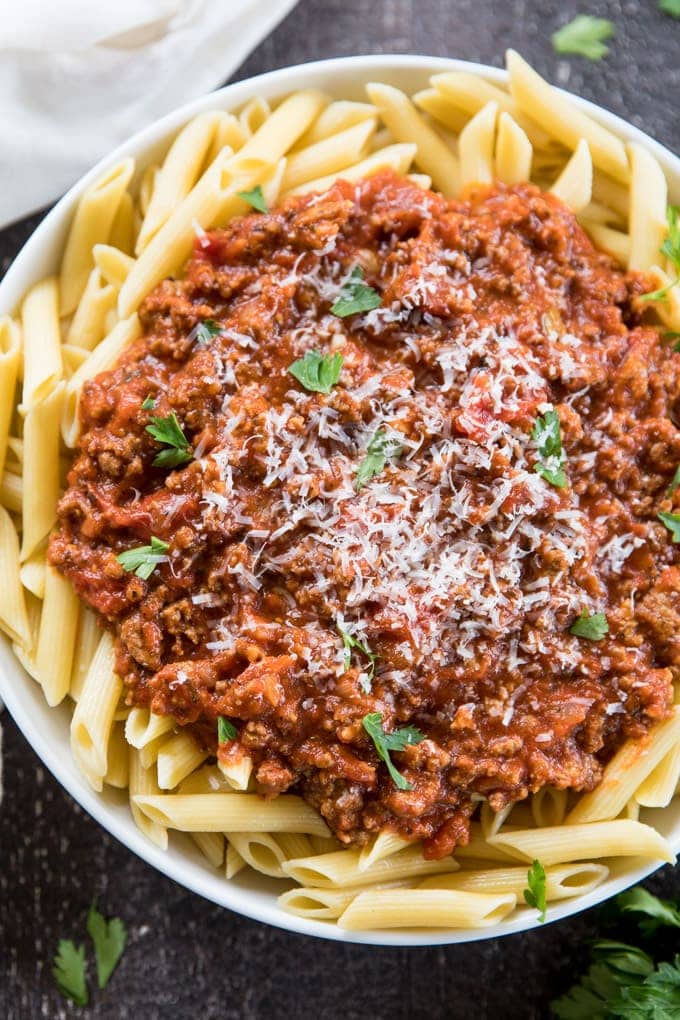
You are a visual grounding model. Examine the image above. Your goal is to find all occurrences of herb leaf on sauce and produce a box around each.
[330,266,381,317]
[141,394,156,410]
[523,859,547,922]
[87,902,127,990]
[146,412,193,468]
[551,15,614,60]
[238,185,268,213]
[287,350,344,394]
[643,206,680,301]
[193,319,222,346]
[117,536,169,580]
[531,409,568,488]
[658,511,680,542]
[218,716,238,742]
[52,940,88,1006]
[667,467,680,496]
[338,624,377,687]
[355,428,403,491]
[660,0,680,17]
[570,610,609,640]
[362,712,425,791]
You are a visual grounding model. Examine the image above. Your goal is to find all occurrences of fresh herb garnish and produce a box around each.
[53,940,88,1006]
[643,206,680,301]
[551,15,615,60]
[531,409,568,488]
[355,428,402,491]
[287,350,343,394]
[660,0,680,19]
[218,716,237,742]
[667,466,680,496]
[658,510,680,542]
[523,859,547,923]
[146,412,192,468]
[330,266,381,317]
[86,901,127,990]
[193,319,222,346]
[116,536,169,580]
[338,624,377,687]
[238,185,268,213]
[570,610,609,641]
[362,712,425,791]
[617,887,680,935]
[141,394,156,410]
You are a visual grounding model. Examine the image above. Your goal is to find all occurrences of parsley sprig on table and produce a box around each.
[53,940,88,1006]
[643,205,680,302]
[287,350,344,394]
[146,411,193,468]
[362,712,424,791]
[660,0,680,19]
[116,536,169,580]
[330,266,381,317]
[524,859,547,922]
[52,902,127,1007]
[531,409,568,488]
[552,16,615,60]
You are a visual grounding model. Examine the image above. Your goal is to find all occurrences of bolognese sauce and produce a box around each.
[49,172,679,857]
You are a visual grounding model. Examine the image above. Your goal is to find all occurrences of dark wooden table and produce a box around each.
[2,2,679,1017]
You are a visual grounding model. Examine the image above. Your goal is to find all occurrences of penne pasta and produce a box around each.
[636,743,680,808]
[531,787,568,828]
[92,244,135,288]
[21,277,62,408]
[109,190,135,256]
[225,842,247,879]
[297,100,377,147]
[358,831,410,871]
[489,820,674,865]
[412,88,470,136]
[495,112,532,187]
[627,143,668,272]
[550,138,593,212]
[580,221,631,265]
[191,832,225,869]
[281,119,377,192]
[0,505,31,647]
[133,794,332,837]
[218,754,253,792]
[34,564,80,706]
[21,382,65,561]
[104,722,130,789]
[226,831,291,878]
[156,731,209,790]
[0,469,21,514]
[458,101,497,189]
[70,631,122,790]
[338,888,517,930]
[419,862,609,901]
[129,746,168,850]
[283,845,458,889]
[125,706,176,750]
[69,607,102,702]
[0,318,21,481]
[286,143,416,197]
[65,266,118,351]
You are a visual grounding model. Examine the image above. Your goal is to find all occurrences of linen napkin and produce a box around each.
[0,0,298,227]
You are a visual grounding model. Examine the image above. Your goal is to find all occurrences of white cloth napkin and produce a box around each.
[0,0,298,227]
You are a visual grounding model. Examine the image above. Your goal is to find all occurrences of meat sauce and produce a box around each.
[50,172,679,857]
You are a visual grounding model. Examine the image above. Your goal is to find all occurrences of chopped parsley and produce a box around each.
[192,319,222,346]
[658,510,680,542]
[643,205,680,301]
[523,858,547,923]
[663,329,680,350]
[146,412,192,468]
[116,536,169,580]
[237,184,268,213]
[141,394,155,410]
[362,712,425,791]
[355,428,402,491]
[660,0,680,17]
[531,409,568,488]
[570,610,609,641]
[551,15,615,60]
[218,716,237,742]
[86,901,127,990]
[287,350,343,394]
[53,940,88,1006]
[330,266,381,317]
[337,624,377,688]
[667,466,680,495]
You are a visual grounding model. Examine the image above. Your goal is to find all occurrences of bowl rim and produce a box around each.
[1,52,679,947]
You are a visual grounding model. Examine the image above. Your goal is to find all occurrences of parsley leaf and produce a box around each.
[643,206,680,301]
[531,409,568,488]
[552,15,615,60]
[330,266,381,317]
[218,716,237,742]
[660,0,680,16]
[355,428,402,491]
[117,536,169,581]
[141,394,156,410]
[337,624,377,686]
[192,319,222,346]
[146,412,192,468]
[287,350,343,394]
[552,941,655,1020]
[658,510,680,542]
[667,466,680,495]
[52,939,88,1006]
[86,901,127,990]
[570,610,609,641]
[362,712,425,791]
[238,185,268,213]
[617,887,680,936]
[523,858,547,922]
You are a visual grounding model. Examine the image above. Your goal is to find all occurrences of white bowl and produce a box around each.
[1,54,678,946]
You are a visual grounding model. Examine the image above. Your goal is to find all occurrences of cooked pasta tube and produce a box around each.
[627,143,668,272]
[70,631,122,790]
[365,83,459,196]
[225,842,247,879]
[109,190,135,255]
[21,382,64,560]
[338,888,517,930]
[218,754,253,791]
[412,89,469,136]
[636,744,680,808]
[191,832,225,869]
[489,820,674,865]
[178,763,233,795]
[286,143,416,197]
[550,138,592,212]
[283,844,458,889]
[359,831,410,871]
[419,862,609,901]
[458,101,497,189]
[67,264,118,350]
[0,505,31,647]
[0,318,20,480]
[125,706,175,750]
[235,90,326,166]
[69,607,102,702]
[21,277,62,407]
[92,244,135,288]
[506,50,629,184]
[580,221,631,265]
[60,158,135,314]
[238,96,271,137]
[156,731,209,790]
[278,881,410,921]
[531,787,568,828]
[645,266,680,330]
[226,832,290,878]
[139,733,172,770]
[567,707,680,823]
[0,470,21,514]
[451,822,523,863]
[129,747,168,850]
[133,794,332,837]
[281,119,377,192]
[206,112,247,164]
[495,112,532,186]
[297,100,377,147]
[104,722,130,789]
[34,565,80,706]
